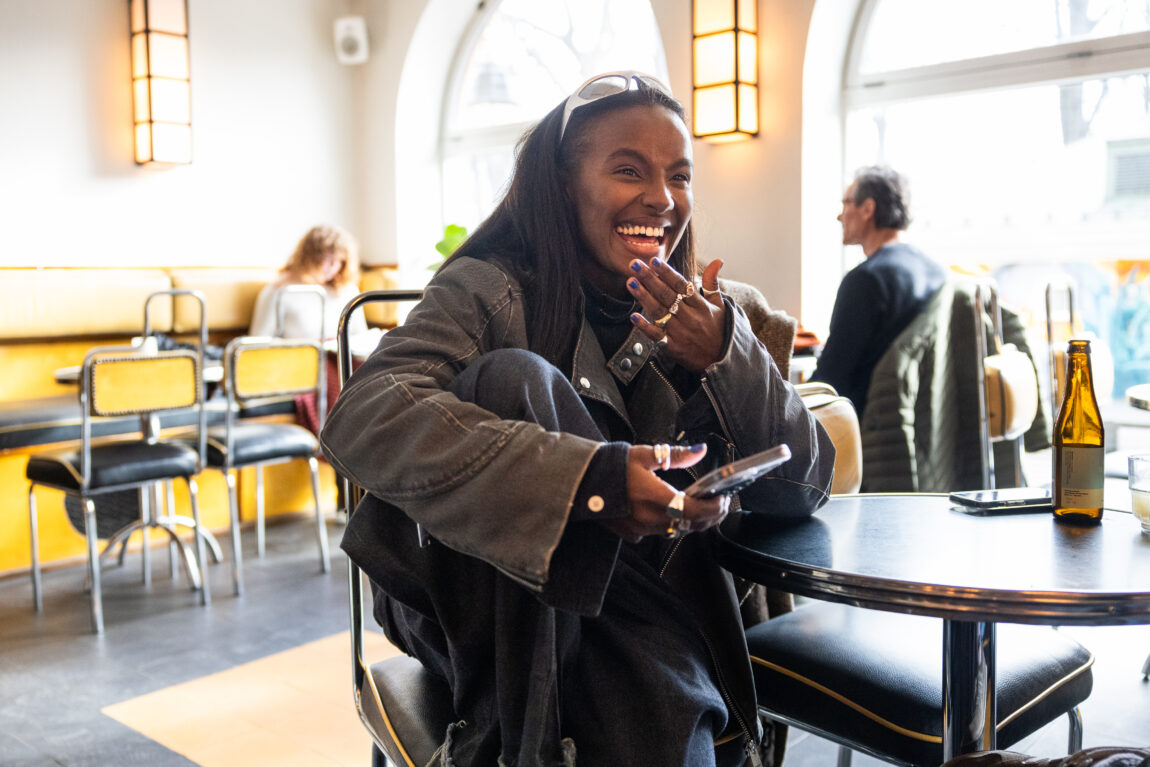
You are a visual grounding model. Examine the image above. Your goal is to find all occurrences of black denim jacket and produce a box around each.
[325,256,835,765]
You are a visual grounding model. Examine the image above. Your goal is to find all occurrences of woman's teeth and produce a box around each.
[616,224,665,240]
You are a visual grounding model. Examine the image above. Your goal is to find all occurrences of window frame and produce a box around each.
[845,0,1150,109]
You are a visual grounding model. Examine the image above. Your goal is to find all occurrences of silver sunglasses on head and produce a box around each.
[559,70,674,142]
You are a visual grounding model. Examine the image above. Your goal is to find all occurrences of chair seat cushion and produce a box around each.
[203,422,318,467]
[362,654,455,767]
[746,601,1094,766]
[27,441,199,491]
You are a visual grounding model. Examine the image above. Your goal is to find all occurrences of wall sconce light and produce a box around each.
[130,0,191,165]
[691,0,759,142]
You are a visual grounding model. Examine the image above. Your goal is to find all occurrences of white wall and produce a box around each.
[0,0,852,327]
[0,0,360,269]
[364,0,826,321]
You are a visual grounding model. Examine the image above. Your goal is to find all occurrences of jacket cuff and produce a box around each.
[570,442,630,520]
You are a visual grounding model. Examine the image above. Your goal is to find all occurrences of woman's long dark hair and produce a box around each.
[445,79,696,369]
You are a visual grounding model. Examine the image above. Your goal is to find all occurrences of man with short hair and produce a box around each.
[810,165,947,415]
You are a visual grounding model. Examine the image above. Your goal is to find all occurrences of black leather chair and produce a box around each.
[336,289,456,767]
[26,326,210,634]
[746,601,1094,767]
[199,333,331,596]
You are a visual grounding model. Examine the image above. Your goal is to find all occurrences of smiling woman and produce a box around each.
[321,73,835,766]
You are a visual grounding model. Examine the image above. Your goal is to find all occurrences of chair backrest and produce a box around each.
[227,340,324,401]
[861,279,1042,493]
[335,289,425,742]
[80,346,203,485]
[223,336,326,442]
[796,382,862,494]
[143,288,208,351]
[274,283,328,340]
[973,281,1040,488]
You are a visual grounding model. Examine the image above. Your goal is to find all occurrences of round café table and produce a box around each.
[713,493,1150,760]
[1128,383,1150,412]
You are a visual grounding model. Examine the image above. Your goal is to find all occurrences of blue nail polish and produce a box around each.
[651,257,663,268]
[630,313,642,325]
[628,278,639,291]
[689,443,706,453]
[630,261,643,273]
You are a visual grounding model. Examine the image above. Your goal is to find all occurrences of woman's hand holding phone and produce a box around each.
[599,443,730,543]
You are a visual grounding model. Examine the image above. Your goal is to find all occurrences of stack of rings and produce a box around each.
[665,490,687,539]
[654,282,696,329]
[652,443,671,471]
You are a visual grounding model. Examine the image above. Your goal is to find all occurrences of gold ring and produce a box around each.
[668,293,684,315]
[682,282,696,298]
[654,312,673,328]
[701,286,721,298]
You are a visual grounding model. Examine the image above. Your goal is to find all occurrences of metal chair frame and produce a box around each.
[337,289,455,767]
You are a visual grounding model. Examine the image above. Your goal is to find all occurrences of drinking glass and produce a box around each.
[1127,454,1150,533]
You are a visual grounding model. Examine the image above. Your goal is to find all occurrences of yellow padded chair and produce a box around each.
[201,335,331,596]
[26,344,209,633]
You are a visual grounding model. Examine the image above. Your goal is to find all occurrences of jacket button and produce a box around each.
[587,495,604,512]
[579,376,591,389]
[620,358,633,371]
[632,343,644,355]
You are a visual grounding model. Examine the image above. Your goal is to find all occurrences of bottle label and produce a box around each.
[1056,446,1103,507]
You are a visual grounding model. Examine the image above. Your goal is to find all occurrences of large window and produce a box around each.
[441,0,667,233]
[844,0,1150,398]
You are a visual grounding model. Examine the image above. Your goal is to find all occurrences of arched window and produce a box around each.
[843,0,1150,397]
[441,0,668,233]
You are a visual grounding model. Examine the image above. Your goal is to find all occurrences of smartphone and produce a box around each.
[948,487,1052,514]
[685,444,791,499]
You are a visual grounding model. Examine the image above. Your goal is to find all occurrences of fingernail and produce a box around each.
[630,313,642,325]
[651,257,663,268]
[689,443,706,453]
[628,278,639,291]
[630,261,643,273]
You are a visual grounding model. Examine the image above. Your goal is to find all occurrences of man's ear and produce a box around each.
[859,197,876,224]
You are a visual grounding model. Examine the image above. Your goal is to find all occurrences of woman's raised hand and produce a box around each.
[599,443,730,543]
[627,258,726,373]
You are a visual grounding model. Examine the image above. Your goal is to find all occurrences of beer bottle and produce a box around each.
[1052,338,1104,523]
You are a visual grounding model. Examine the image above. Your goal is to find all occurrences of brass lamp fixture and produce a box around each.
[130,0,191,164]
[691,0,759,142]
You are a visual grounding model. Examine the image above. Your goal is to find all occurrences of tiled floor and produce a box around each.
[0,516,365,767]
[1,515,1148,766]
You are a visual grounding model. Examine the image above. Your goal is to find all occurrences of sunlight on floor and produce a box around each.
[103,630,399,767]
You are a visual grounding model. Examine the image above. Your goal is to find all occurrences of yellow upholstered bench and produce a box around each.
[0,265,400,578]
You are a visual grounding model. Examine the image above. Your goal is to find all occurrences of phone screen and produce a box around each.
[685,444,791,499]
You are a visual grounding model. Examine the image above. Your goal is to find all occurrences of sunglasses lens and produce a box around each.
[578,75,630,101]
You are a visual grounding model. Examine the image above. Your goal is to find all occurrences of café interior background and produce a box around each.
[1,0,1148,391]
